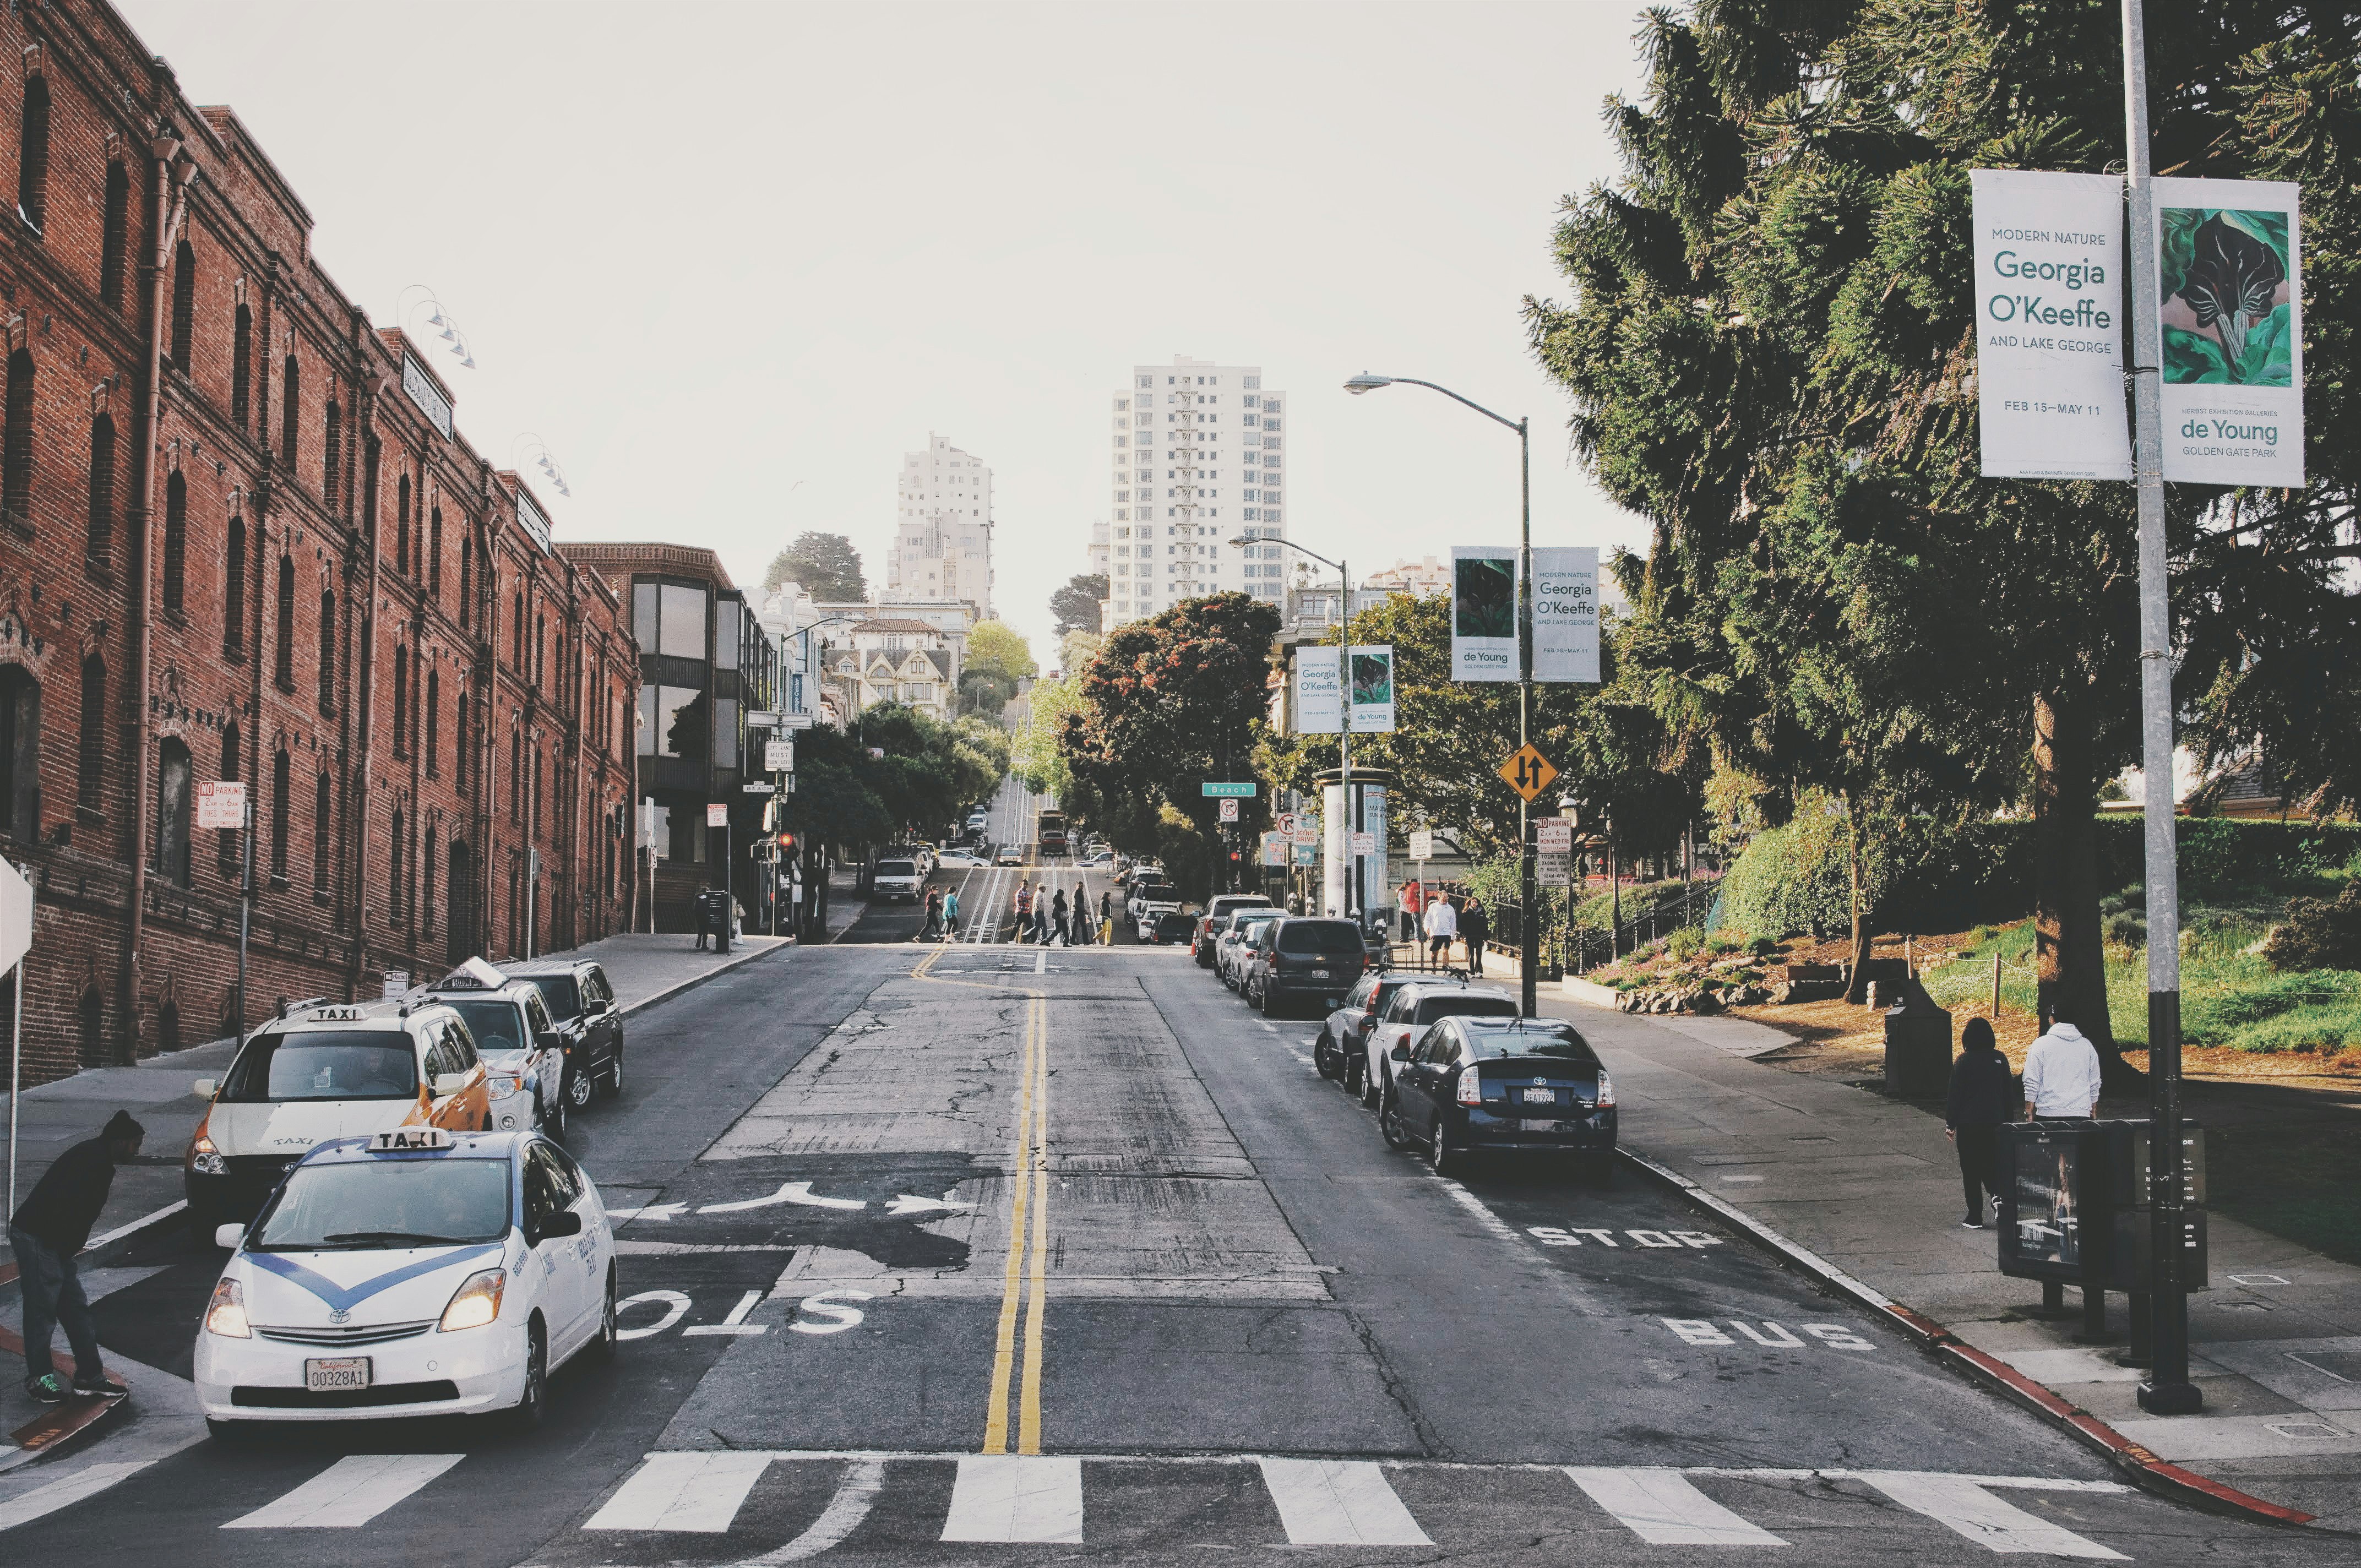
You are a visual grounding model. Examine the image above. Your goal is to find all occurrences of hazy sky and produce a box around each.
[124,0,1652,658]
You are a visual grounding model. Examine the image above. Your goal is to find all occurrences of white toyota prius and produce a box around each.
[195,1126,617,1436]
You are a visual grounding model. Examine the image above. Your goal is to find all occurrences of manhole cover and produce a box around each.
[2266,1420,2346,1440]
[2287,1351,2361,1385]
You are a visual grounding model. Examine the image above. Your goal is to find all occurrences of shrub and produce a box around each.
[2264,883,2361,972]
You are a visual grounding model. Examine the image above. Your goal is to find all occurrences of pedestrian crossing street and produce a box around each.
[0,1447,2150,1558]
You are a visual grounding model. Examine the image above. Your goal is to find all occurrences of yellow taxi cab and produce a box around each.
[185,998,492,1231]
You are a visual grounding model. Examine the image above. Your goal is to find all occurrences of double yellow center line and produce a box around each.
[911,946,1052,1453]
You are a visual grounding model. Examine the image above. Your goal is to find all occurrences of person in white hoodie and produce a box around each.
[2022,1005,2104,1120]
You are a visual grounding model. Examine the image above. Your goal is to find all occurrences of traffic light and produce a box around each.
[775,831,796,854]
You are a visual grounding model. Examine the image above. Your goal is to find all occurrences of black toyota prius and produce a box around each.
[1380,1016,1615,1181]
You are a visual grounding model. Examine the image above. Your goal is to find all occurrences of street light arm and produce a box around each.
[1376,377,1524,435]
[1237,535,1345,577]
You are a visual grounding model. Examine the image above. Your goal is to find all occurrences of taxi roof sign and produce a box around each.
[307,1004,368,1023]
[368,1126,455,1153]
[433,956,509,993]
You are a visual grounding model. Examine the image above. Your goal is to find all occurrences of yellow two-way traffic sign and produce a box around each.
[1498,743,1559,802]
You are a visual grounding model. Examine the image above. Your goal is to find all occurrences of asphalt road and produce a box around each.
[6,930,2350,1565]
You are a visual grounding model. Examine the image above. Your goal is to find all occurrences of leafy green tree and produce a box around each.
[1523,1,2361,1067]
[966,620,1038,685]
[763,531,868,602]
[1050,574,1109,639]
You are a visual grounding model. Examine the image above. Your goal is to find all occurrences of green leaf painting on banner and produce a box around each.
[2159,206,2293,386]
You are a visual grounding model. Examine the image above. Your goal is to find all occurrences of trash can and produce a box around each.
[1881,977,1953,1097]
[694,888,733,954]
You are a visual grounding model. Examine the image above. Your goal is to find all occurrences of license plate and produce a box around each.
[1520,1087,1558,1104]
[305,1357,371,1392]
[1308,969,1330,978]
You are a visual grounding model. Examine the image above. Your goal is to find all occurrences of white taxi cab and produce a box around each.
[184,999,493,1232]
[196,1126,616,1436]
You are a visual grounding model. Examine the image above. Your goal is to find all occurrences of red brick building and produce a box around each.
[0,1,635,1085]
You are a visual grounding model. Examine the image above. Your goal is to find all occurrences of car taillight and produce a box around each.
[1457,1068,1483,1106]
[1595,1069,1614,1109]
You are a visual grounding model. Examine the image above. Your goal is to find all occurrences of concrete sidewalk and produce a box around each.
[1547,990,2361,1530]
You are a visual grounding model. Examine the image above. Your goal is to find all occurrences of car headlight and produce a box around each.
[438,1267,507,1332]
[189,1131,227,1177]
[487,1075,523,1100]
[205,1275,251,1337]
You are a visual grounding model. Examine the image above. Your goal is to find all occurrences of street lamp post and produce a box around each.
[1230,535,1352,922]
[1345,375,1537,1016]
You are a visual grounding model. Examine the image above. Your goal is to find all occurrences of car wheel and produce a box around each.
[1360,1064,1384,1110]
[1257,982,1276,1017]
[505,1321,548,1433]
[588,1268,618,1364]
[1313,1030,1339,1081]
[1379,1090,1412,1151]
[568,1064,596,1110]
[1342,1054,1364,1099]
[1430,1124,1465,1178]
[600,1050,625,1097]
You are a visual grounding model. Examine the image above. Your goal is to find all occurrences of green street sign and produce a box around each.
[1201,782,1258,797]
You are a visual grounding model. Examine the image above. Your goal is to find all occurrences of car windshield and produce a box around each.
[1465,1023,1599,1061]
[879,861,917,876]
[523,975,581,1022]
[1414,995,1521,1025]
[251,1157,512,1250]
[1279,921,1364,954]
[222,1032,417,1102]
[443,999,528,1052]
[1236,916,1278,939]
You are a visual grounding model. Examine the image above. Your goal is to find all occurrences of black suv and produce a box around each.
[504,957,627,1110]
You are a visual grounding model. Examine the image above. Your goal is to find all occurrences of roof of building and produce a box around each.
[850,618,944,635]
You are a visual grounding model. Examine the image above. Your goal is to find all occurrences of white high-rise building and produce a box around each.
[892,434,995,618]
[1102,355,1288,627]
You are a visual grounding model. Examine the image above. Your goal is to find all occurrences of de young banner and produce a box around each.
[1293,649,1342,734]
[1450,546,1517,682]
[1971,168,2132,481]
[2153,178,2302,487]
[1349,645,1395,732]
[1531,546,1600,684]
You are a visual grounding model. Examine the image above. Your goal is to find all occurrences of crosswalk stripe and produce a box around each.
[1858,1472,2128,1560]
[584,1452,777,1532]
[223,1453,465,1529]
[0,1462,157,1532]
[1256,1457,1431,1545]
[940,1455,1084,1543]
[1565,1467,1787,1547]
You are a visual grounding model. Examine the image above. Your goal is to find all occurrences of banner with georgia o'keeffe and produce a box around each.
[2153,178,2303,488]
[1970,168,2132,481]
[1450,546,1517,682]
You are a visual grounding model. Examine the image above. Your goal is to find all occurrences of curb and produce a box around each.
[1617,1145,2324,1531]
[614,937,793,1023]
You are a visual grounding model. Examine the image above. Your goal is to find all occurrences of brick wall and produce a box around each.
[0,1,637,1087]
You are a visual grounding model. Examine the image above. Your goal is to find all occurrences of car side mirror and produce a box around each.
[214,1222,246,1250]
[535,1031,564,1053]
[192,1078,217,1099]
[539,1210,583,1240]
[433,1071,471,1096]
[1390,1044,1412,1061]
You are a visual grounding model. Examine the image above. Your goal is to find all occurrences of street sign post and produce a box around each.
[1408,830,1434,862]
[1536,818,1573,853]
[1538,851,1572,889]
[1351,831,1377,857]
[1498,744,1558,802]
[195,779,246,831]
[765,739,795,772]
[1201,781,1256,797]
[776,713,816,730]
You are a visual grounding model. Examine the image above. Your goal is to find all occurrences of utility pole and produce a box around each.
[1516,416,1536,1017]
[2121,0,2200,1417]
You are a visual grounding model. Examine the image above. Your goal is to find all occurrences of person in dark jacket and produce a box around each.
[9,1109,143,1403]
[1459,899,1490,976]
[1944,1019,2015,1229]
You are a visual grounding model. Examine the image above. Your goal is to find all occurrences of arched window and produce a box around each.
[223,515,246,661]
[156,1000,181,1055]
[274,556,296,689]
[77,652,104,812]
[323,400,341,508]
[423,821,437,935]
[362,437,379,533]
[77,987,102,1068]
[161,469,186,614]
[425,668,440,776]
[157,738,192,888]
[3,348,35,530]
[392,647,409,756]
[169,241,194,371]
[459,537,474,629]
[269,748,290,879]
[280,355,300,466]
[313,771,331,895]
[216,723,241,877]
[86,413,116,561]
[317,590,336,714]
[0,666,38,840]
[15,73,50,232]
[100,162,129,312]
[396,473,411,573]
[390,808,405,925]
[513,592,526,668]
[230,304,252,430]
[428,507,442,597]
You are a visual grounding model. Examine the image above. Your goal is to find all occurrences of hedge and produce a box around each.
[1718,814,2361,942]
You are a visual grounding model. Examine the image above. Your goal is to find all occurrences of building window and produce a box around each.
[269,749,290,880]
[280,356,301,467]
[231,304,252,430]
[323,400,341,508]
[273,556,296,689]
[216,723,241,878]
[459,536,473,630]
[223,516,246,661]
[157,739,192,888]
[428,507,442,598]
[361,437,379,538]
[161,470,185,614]
[513,591,526,668]
[425,667,439,776]
[3,348,35,531]
[76,652,104,813]
[0,666,35,840]
[423,821,436,934]
[15,73,48,232]
[100,162,129,312]
[86,413,116,562]
[396,473,410,572]
[169,242,194,371]
[317,590,336,714]
[392,646,409,756]
[390,809,405,924]
[313,771,332,896]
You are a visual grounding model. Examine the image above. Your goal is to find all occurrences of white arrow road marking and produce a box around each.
[701,1182,866,1214]
[605,1202,690,1223]
[886,1193,977,1217]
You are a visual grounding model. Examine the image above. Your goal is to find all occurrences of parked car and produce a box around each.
[1216,909,1282,990]
[1127,874,1180,929]
[938,848,986,869]
[1316,971,1430,1096]
[1359,978,1522,1110]
[1240,917,1369,1017]
[873,857,924,901]
[1379,1016,1616,1180]
[418,967,572,1139]
[1136,909,1198,946]
[1195,894,1276,968]
[503,956,628,1111]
